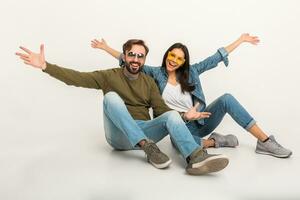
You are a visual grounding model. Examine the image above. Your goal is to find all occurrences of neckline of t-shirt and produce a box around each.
[167,82,180,88]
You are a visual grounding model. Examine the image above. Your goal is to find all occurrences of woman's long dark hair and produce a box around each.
[162,43,195,93]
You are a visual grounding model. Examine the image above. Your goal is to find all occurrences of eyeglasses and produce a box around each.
[167,52,185,65]
[127,52,145,60]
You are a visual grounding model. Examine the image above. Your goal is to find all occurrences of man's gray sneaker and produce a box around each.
[208,132,239,148]
[255,135,292,158]
[186,148,229,175]
[142,140,172,169]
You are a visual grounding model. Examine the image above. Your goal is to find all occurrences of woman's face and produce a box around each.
[165,48,185,73]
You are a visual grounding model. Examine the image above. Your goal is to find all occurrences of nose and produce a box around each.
[133,56,139,62]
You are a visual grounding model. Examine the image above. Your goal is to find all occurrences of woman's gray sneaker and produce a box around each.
[208,132,239,148]
[255,135,292,158]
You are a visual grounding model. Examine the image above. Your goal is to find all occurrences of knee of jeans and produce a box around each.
[103,91,123,106]
[220,93,236,105]
[166,110,182,123]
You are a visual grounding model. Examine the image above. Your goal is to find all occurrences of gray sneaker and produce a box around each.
[255,135,292,158]
[142,140,172,169]
[186,148,229,175]
[208,132,239,148]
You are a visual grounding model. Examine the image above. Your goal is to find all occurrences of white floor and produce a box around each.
[1,114,299,200]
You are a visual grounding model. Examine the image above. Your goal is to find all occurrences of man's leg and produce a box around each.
[103,91,171,168]
[136,111,229,175]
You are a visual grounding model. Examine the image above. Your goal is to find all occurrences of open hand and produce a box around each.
[15,44,46,70]
[240,33,260,45]
[91,38,108,50]
[184,102,211,121]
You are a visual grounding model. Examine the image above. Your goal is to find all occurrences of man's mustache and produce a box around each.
[129,61,141,66]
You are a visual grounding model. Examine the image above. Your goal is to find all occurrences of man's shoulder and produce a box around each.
[140,72,157,84]
[96,67,122,75]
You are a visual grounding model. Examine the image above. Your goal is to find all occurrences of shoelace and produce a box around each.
[271,138,283,148]
[145,143,161,155]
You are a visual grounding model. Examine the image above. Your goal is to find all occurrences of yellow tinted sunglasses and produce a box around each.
[167,52,185,66]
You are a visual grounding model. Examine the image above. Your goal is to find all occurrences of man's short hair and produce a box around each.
[122,39,149,55]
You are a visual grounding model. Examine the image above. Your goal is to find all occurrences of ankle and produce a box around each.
[203,139,215,148]
[262,137,270,143]
[138,139,147,148]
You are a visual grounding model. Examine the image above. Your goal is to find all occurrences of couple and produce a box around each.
[15,34,292,176]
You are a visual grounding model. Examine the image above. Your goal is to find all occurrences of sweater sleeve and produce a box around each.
[43,62,106,89]
[149,78,172,117]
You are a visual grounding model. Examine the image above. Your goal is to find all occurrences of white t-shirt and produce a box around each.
[162,82,195,112]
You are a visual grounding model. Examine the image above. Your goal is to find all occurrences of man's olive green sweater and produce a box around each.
[44,62,171,120]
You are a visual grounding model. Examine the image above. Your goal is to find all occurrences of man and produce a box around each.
[15,39,229,175]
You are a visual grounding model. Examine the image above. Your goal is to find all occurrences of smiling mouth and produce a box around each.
[168,61,178,68]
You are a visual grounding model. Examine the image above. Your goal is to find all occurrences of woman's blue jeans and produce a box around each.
[187,93,256,145]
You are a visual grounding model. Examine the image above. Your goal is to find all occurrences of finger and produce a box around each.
[201,112,211,115]
[91,43,97,48]
[15,52,29,58]
[199,114,210,119]
[20,46,32,54]
[94,39,100,43]
[40,44,45,57]
[19,56,31,62]
[91,41,98,45]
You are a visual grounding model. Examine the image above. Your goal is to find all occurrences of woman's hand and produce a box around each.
[239,33,260,45]
[183,103,211,121]
[225,33,260,54]
[91,38,108,50]
[90,38,121,59]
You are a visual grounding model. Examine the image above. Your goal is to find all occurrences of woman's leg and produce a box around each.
[196,93,256,148]
[194,93,292,157]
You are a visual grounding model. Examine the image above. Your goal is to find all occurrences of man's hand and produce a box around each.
[91,38,108,50]
[184,102,211,121]
[15,44,47,70]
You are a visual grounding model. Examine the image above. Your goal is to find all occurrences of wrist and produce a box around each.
[41,62,47,70]
[180,112,189,123]
[238,37,245,44]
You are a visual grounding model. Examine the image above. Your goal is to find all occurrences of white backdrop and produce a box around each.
[1,0,300,199]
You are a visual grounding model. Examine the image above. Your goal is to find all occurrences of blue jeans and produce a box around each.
[187,93,256,145]
[103,92,199,158]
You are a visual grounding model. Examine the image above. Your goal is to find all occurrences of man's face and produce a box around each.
[124,45,146,74]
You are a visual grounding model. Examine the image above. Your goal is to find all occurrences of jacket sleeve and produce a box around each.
[43,62,106,89]
[191,47,229,75]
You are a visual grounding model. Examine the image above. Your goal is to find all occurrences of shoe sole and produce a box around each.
[186,155,229,175]
[255,150,292,158]
[149,159,172,169]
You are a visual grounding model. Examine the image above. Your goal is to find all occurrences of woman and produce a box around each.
[91,34,292,158]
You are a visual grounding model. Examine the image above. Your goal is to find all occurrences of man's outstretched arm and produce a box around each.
[16,44,105,89]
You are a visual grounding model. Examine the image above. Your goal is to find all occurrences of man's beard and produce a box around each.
[124,61,143,74]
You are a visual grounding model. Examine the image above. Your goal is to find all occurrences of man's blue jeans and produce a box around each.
[187,93,256,145]
[103,92,199,158]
